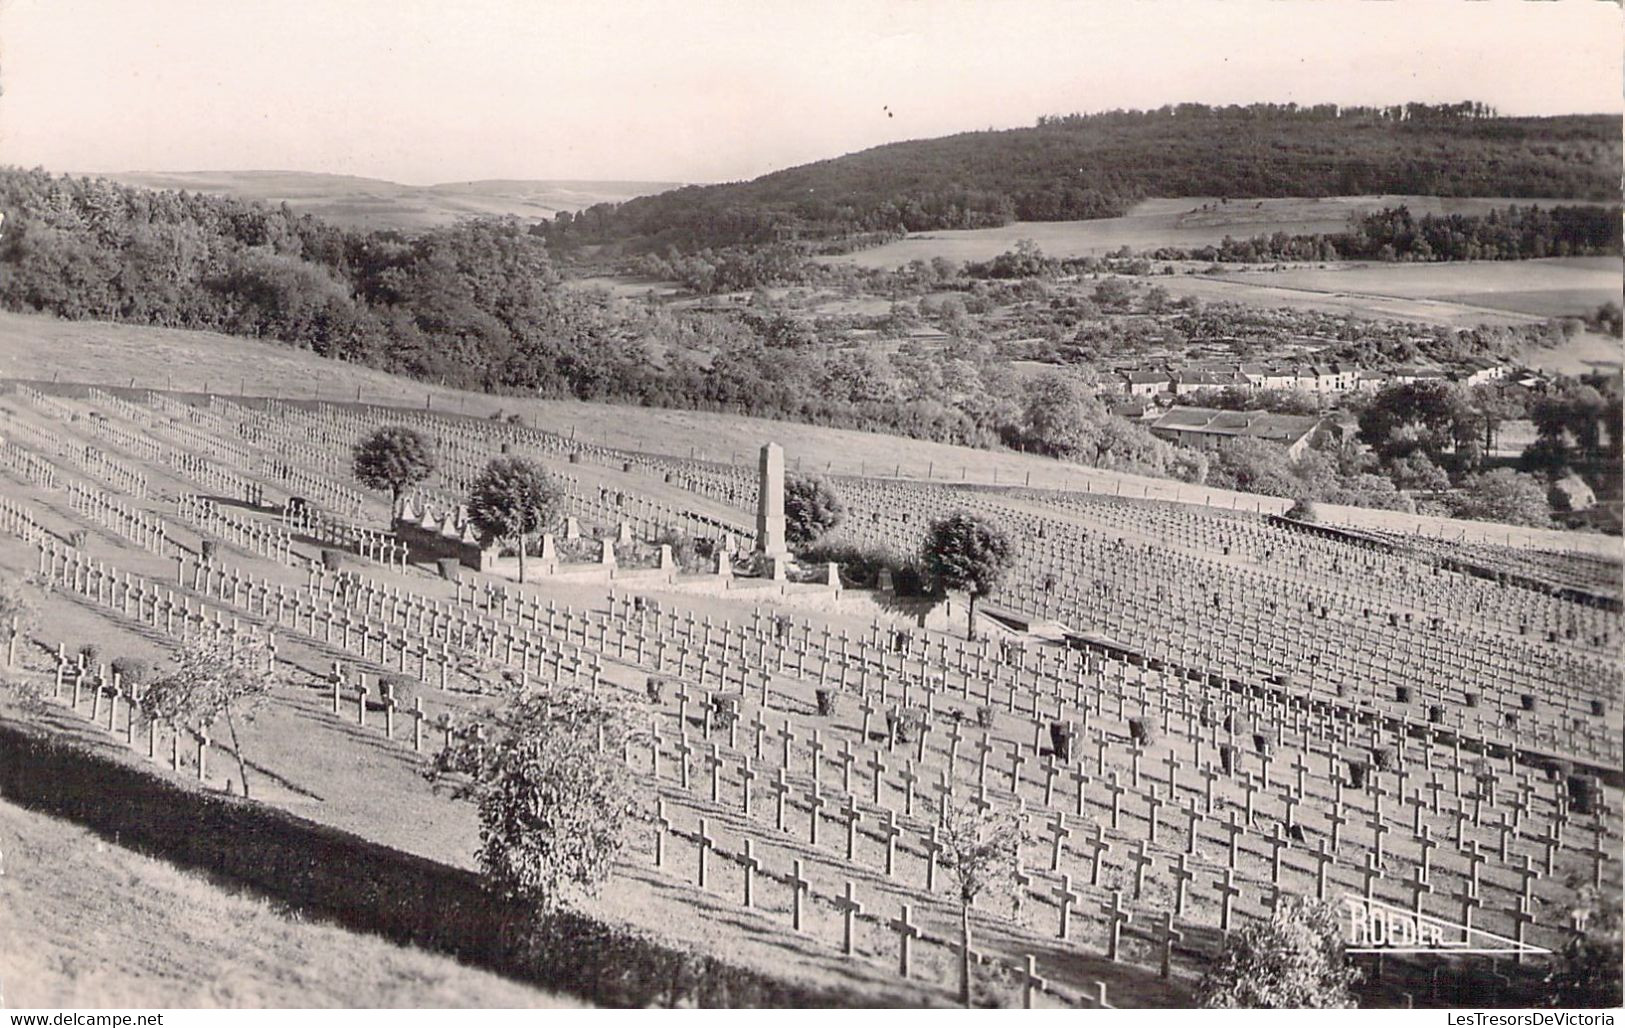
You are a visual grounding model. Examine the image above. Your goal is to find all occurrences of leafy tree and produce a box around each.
[1447,468,1551,527]
[1020,371,1101,457]
[352,425,436,512]
[142,636,276,798]
[1197,896,1361,1007]
[467,457,562,583]
[922,512,1014,640]
[937,800,1023,1006]
[1384,451,1451,492]
[783,473,844,548]
[1206,438,1302,497]
[430,677,645,912]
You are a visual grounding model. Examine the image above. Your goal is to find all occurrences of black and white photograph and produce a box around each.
[0,0,1620,1013]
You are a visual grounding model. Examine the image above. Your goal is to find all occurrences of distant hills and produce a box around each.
[96,170,686,231]
[536,104,1622,255]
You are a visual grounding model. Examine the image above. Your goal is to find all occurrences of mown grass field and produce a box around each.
[0,796,576,1007]
[1202,256,1620,315]
[823,195,1573,268]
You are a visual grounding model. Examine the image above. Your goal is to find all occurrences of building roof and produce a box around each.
[1150,407,1325,445]
[1122,371,1171,384]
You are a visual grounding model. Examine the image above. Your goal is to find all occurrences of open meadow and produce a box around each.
[822,196,1581,269]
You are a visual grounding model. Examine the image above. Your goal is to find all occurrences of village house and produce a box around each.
[1452,358,1511,387]
[1148,406,1330,458]
[1121,370,1172,397]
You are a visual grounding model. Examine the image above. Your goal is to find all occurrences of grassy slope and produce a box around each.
[96,171,684,232]
[0,797,576,1008]
[0,309,1611,556]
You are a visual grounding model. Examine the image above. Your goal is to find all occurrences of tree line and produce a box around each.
[534,105,1619,255]
[1146,204,1621,266]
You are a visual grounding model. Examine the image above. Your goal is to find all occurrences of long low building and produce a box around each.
[1148,406,1330,457]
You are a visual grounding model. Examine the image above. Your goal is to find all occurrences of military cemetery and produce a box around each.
[0,0,1620,1014]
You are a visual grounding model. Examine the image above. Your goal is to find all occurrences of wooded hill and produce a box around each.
[538,104,1622,255]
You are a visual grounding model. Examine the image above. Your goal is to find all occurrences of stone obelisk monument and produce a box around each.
[755,442,789,559]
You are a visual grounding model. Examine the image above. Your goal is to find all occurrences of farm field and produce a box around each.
[97,171,685,231]
[1203,257,1621,316]
[1140,256,1621,333]
[0,310,1609,554]
[823,196,1585,269]
[0,796,576,1008]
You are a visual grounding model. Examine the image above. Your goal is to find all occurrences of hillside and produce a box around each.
[538,104,1622,254]
[0,796,574,1007]
[98,170,685,230]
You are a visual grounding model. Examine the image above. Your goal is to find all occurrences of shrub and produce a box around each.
[110,656,152,690]
[76,643,102,669]
[784,474,845,547]
[433,681,644,912]
[814,688,839,717]
[1544,898,1622,1007]
[1284,498,1319,523]
[1198,896,1360,1007]
[797,539,902,589]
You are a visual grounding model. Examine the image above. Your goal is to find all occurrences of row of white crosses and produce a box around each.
[0,494,52,544]
[76,445,150,498]
[36,540,274,663]
[174,494,296,565]
[267,462,367,522]
[29,537,279,795]
[820,474,1621,767]
[5,392,154,497]
[12,383,77,418]
[27,390,262,506]
[148,412,257,468]
[84,386,154,426]
[588,588,1617,971]
[0,440,58,488]
[67,481,176,557]
[76,408,168,463]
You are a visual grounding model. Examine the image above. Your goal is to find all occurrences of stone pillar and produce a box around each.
[755,442,789,559]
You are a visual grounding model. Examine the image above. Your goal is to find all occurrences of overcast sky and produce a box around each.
[1,0,1620,185]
